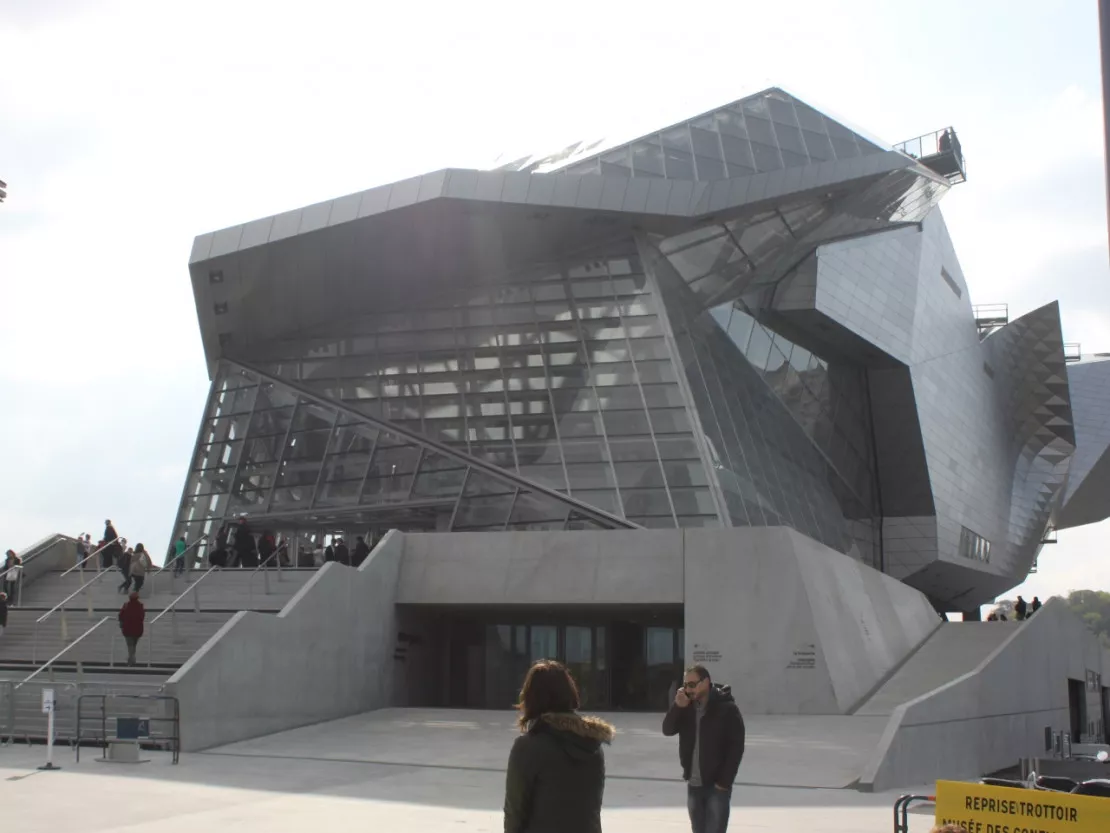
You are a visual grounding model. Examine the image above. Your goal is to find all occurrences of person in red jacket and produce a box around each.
[118,592,145,667]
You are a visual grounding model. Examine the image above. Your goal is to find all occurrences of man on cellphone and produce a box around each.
[662,665,746,833]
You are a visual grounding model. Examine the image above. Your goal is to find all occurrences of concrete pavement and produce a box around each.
[0,708,941,832]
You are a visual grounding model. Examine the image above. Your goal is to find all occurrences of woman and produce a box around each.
[128,544,152,594]
[504,659,614,833]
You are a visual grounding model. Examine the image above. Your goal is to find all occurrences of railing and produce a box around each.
[893,126,966,183]
[0,533,76,607]
[62,536,121,577]
[32,567,121,663]
[21,616,110,687]
[141,565,219,667]
[1064,343,1082,363]
[77,693,180,764]
[247,542,289,607]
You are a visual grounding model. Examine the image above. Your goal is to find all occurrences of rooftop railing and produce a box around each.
[894,127,966,184]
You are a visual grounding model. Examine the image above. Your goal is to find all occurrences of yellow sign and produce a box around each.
[935,779,1110,833]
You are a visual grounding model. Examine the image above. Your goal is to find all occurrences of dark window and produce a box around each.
[940,267,962,298]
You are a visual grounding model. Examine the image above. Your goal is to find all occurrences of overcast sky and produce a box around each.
[1,0,1106,602]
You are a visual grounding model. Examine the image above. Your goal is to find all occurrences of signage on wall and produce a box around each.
[787,644,816,670]
[692,643,721,664]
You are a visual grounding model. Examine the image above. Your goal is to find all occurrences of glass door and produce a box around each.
[565,625,607,709]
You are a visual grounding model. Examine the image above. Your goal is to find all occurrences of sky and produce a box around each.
[0,0,1107,603]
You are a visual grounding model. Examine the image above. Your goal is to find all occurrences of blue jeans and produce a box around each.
[687,784,731,833]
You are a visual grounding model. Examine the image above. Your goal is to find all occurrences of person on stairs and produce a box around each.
[118,591,146,667]
[128,544,152,594]
[117,546,133,594]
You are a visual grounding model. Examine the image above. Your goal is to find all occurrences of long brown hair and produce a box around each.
[515,659,580,730]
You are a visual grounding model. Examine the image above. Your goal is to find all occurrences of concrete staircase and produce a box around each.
[0,608,234,669]
[0,564,321,744]
[16,566,316,613]
[853,621,1019,716]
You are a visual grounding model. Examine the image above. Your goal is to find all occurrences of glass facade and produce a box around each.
[505,88,885,180]
[173,362,627,550]
[232,247,719,530]
[642,237,880,565]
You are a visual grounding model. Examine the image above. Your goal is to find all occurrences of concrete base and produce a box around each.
[97,739,150,764]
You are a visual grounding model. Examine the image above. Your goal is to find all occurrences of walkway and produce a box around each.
[0,709,940,832]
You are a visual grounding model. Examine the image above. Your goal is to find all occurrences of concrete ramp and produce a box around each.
[853,622,1018,716]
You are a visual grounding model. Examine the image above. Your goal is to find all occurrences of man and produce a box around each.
[103,520,122,570]
[173,535,188,576]
[334,538,350,566]
[118,591,145,667]
[1015,595,1028,621]
[663,665,746,833]
[1031,596,1042,616]
[352,535,371,567]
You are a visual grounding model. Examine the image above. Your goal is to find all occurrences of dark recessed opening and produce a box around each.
[209,270,224,284]
[214,302,228,315]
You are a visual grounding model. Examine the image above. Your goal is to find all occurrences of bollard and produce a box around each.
[38,688,61,771]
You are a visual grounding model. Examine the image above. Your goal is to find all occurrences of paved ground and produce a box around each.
[0,708,941,832]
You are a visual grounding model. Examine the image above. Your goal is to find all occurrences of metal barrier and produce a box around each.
[893,794,935,833]
[76,692,180,764]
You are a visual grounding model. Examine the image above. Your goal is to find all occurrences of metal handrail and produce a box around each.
[247,542,288,606]
[165,534,209,572]
[0,533,70,581]
[18,617,110,688]
[32,565,120,663]
[36,567,118,625]
[62,536,121,577]
[150,566,218,626]
[146,565,219,667]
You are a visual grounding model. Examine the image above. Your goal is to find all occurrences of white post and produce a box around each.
[39,688,60,771]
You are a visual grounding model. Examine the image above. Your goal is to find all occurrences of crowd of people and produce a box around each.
[986,594,1042,622]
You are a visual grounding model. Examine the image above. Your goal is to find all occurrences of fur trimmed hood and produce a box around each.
[538,712,615,744]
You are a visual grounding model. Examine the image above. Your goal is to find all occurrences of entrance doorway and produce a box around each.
[1068,678,1086,740]
[1102,686,1109,744]
[426,606,683,710]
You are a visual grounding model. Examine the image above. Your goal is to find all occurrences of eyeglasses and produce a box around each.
[683,681,701,690]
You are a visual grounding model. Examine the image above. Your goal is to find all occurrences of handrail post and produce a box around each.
[171,608,179,646]
[60,606,68,644]
[148,624,154,667]
[263,564,271,595]
[193,581,200,613]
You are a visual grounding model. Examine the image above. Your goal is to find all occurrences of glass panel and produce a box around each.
[530,625,558,663]
[452,493,514,531]
[631,141,664,177]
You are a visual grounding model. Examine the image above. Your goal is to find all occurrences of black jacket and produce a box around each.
[0,596,7,627]
[504,712,615,833]
[662,684,746,788]
[353,541,371,566]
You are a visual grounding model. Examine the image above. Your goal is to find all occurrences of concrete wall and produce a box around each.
[397,530,683,605]
[682,527,941,714]
[164,530,404,751]
[18,534,80,586]
[859,598,1110,791]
